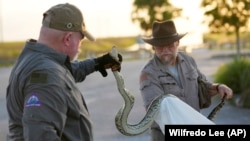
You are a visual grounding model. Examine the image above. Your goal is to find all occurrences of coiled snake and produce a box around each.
[110,47,225,136]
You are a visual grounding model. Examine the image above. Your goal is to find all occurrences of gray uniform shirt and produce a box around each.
[6,39,96,141]
[140,52,212,129]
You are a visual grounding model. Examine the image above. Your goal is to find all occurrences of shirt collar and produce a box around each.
[26,39,68,65]
[25,39,73,74]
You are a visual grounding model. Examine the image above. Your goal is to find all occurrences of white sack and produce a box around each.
[155,94,215,135]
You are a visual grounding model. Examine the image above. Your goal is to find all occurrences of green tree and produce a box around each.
[131,0,182,35]
[201,0,250,58]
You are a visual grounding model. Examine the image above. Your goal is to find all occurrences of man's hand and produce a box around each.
[94,52,122,77]
[217,84,233,100]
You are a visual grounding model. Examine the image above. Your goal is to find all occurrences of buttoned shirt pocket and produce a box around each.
[158,75,182,97]
[186,70,199,85]
[184,70,199,99]
[140,79,158,108]
[64,79,92,140]
[65,79,88,114]
[140,79,151,90]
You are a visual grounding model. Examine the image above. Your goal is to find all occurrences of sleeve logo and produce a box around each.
[25,93,41,107]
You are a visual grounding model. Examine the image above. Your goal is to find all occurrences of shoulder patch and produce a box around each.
[29,72,48,83]
[25,93,41,107]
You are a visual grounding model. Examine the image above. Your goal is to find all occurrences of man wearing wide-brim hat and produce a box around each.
[139,20,233,141]
[142,20,187,47]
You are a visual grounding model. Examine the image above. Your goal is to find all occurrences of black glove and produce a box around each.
[94,52,122,77]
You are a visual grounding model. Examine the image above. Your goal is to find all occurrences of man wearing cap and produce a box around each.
[6,3,122,141]
[139,20,233,141]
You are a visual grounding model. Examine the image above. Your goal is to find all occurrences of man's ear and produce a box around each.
[63,32,72,47]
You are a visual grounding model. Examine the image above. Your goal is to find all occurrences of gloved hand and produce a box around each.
[94,52,122,77]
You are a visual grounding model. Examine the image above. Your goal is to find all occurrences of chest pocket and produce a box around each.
[184,69,199,98]
[158,74,182,96]
[186,70,199,82]
[65,73,89,119]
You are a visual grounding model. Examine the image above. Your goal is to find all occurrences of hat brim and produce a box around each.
[142,33,187,46]
[81,30,95,41]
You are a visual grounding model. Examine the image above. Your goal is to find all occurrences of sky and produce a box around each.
[0,0,207,46]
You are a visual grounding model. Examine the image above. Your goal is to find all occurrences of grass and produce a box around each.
[0,42,25,59]
[214,58,250,94]
[82,36,136,51]
[0,42,25,67]
[0,36,137,67]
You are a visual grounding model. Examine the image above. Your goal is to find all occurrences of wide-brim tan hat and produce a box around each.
[142,20,187,46]
[42,3,95,41]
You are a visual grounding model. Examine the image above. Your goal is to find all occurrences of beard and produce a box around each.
[158,52,177,65]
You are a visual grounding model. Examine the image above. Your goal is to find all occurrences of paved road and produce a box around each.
[0,48,250,141]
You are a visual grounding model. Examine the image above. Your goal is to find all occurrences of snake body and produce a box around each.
[207,94,226,120]
[111,47,166,135]
[113,71,167,136]
[113,70,225,135]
